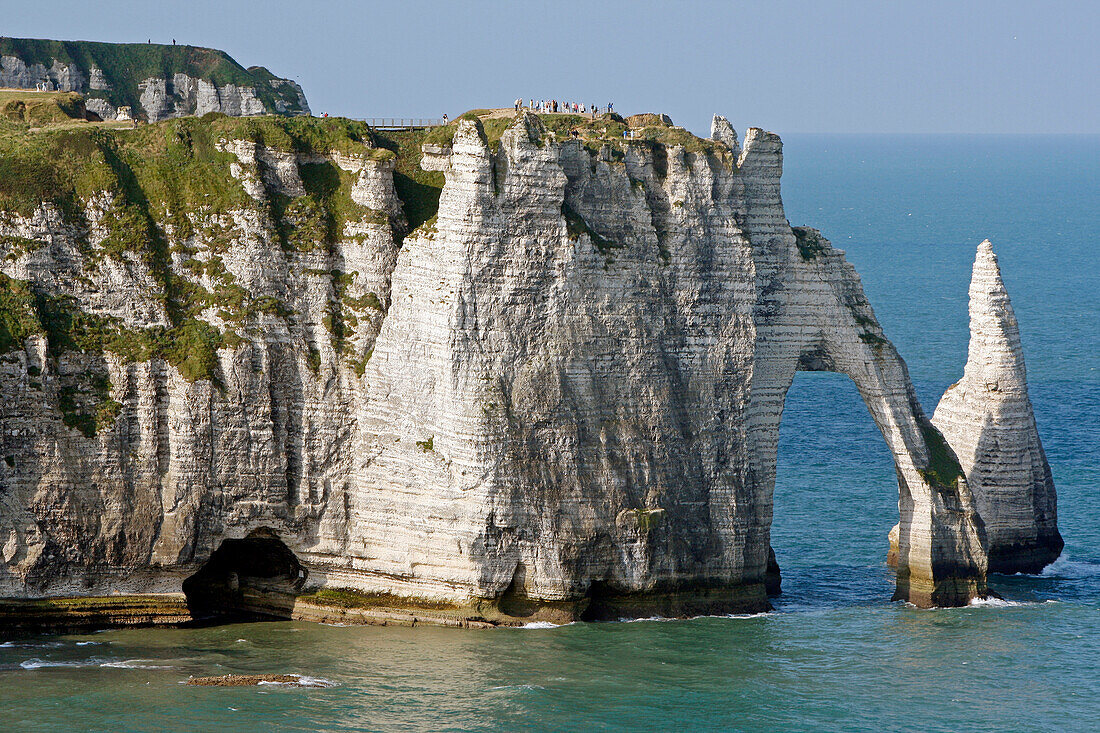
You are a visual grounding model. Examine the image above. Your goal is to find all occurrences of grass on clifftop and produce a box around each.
[229,115,382,158]
[0,90,86,127]
[373,127,445,234]
[0,37,307,119]
[369,107,729,240]
[0,113,389,384]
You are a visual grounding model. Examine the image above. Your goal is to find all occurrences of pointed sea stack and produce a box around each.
[932,240,1063,573]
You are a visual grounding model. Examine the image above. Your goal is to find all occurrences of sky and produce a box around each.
[4,0,1098,135]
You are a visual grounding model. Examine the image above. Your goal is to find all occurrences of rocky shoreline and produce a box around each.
[0,105,1060,624]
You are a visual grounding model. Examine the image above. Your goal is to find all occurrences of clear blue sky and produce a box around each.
[5,0,1097,135]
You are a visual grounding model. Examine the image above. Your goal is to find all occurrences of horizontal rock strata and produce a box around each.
[0,111,997,627]
[932,240,1062,573]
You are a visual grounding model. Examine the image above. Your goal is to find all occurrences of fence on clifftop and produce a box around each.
[357,118,444,130]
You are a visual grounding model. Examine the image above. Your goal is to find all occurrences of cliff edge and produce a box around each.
[0,109,1034,629]
[0,37,309,121]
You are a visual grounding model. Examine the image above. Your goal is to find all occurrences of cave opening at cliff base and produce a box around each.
[182,531,306,623]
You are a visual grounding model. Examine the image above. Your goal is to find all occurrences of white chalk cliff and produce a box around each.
[0,110,1057,625]
[0,39,309,122]
[932,240,1063,573]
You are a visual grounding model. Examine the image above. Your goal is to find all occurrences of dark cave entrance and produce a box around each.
[578,581,616,622]
[182,531,306,623]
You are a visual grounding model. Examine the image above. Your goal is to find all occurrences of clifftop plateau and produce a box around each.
[0,37,309,122]
[0,108,1059,632]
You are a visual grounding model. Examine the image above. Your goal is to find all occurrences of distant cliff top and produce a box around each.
[0,37,309,121]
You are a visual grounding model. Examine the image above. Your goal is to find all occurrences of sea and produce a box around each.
[1,134,1097,732]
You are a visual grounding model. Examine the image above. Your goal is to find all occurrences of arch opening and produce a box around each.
[182,531,306,623]
[770,371,901,606]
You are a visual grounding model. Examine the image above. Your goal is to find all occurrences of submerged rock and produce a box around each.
[186,674,333,687]
[933,240,1063,573]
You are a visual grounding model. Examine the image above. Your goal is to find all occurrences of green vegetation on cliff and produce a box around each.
[562,203,620,253]
[0,113,389,387]
[373,127,445,234]
[793,227,828,261]
[0,108,736,399]
[298,587,457,612]
[0,273,41,352]
[0,90,86,127]
[379,108,727,235]
[918,419,965,490]
[0,37,307,119]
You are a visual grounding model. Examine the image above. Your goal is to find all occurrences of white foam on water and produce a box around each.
[9,641,65,649]
[75,641,102,647]
[99,659,172,669]
[968,596,1027,608]
[20,656,172,670]
[516,612,768,628]
[1040,554,1100,580]
[257,675,337,688]
[295,675,337,688]
[20,658,88,669]
[489,684,545,691]
[619,615,673,623]
[617,610,772,624]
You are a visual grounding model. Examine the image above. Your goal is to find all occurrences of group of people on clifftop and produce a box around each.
[513,98,613,118]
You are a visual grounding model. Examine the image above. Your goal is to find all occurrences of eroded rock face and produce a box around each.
[0,112,994,619]
[138,75,271,122]
[933,241,1063,573]
[0,42,309,122]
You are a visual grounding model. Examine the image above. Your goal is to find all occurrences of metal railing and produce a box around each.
[357,118,444,130]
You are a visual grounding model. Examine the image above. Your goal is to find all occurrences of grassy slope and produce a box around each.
[0,37,306,117]
[372,127,445,234]
[0,109,729,407]
[0,89,86,126]
[0,113,385,406]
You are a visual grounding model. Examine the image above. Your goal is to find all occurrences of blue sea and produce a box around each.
[2,135,1097,732]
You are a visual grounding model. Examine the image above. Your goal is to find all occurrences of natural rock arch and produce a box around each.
[744,227,989,606]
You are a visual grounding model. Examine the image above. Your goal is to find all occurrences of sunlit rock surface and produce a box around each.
[0,111,1003,623]
[933,240,1063,573]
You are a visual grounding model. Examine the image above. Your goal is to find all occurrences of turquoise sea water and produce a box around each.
[2,135,1097,732]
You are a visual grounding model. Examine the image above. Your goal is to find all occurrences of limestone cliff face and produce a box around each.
[0,111,994,618]
[932,241,1062,573]
[0,38,309,121]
